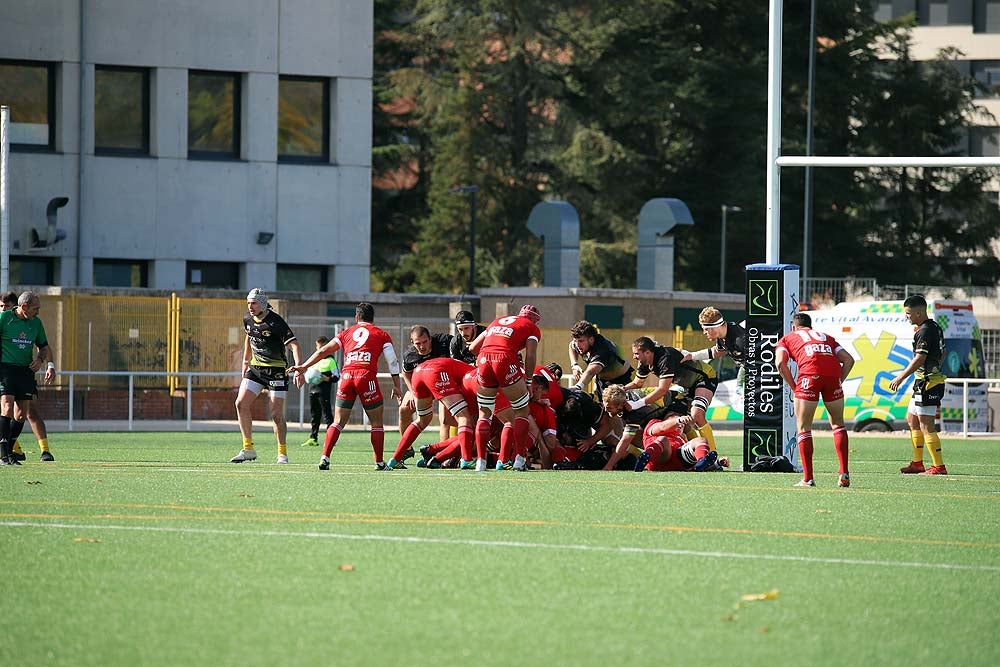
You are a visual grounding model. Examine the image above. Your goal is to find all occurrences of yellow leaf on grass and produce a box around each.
[338,564,355,571]
[815,509,831,514]
[741,589,780,602]
[73,537,102,543]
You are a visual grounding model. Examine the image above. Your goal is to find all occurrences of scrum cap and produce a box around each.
[246,288,268,309]
[518,304,541,323]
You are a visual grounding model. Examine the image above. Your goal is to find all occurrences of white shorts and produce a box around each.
[240,377,287,399]
[907,396,937,417]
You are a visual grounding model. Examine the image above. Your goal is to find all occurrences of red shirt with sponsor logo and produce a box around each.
[480,315,541,355]
[775,328,844,376]
[336,322,394,372]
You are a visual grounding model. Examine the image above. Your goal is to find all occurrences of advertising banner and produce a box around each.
[743,263,799,470]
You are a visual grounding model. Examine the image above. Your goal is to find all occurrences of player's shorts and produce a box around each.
[412,368,465,402]
[694,375,719,393]
[0,363,38,401]
[908,378,944,415]
[337,369,383,410]
[242,365,288,397]
[476,352,525,389]
[640,423,685,472]
[793,374,844,403]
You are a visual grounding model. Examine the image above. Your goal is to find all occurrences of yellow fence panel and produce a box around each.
[65,294,172,387]
[176,297,247,389]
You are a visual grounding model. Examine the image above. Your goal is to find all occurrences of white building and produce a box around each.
[875,1,1000,156]
[0,0,373,291]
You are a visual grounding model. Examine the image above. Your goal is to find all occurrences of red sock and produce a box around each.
[499,423,513,462]
[644,442,664,469]
[427,437,456,456]
[371,427,385,463]
[392,422,424,461]
[798,431,814,480]
[833,426,849,474]
[514,417,531,456]
[323,424,343,457]
[476,418,492,459]
[693,441,710,461]
[514,416,531,458]
[437,439,462,461]
[459,426,473,461]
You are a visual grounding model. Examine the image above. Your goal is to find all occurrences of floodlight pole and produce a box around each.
[450,185,479,294]
[720,205,742,292]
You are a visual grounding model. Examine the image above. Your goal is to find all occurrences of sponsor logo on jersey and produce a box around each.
[346,351,373,364]
[487,325,514,338]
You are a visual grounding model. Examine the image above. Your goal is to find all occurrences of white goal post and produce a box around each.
[1,105,9,291]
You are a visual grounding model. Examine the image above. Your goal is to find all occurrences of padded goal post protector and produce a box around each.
[742,263,800,472]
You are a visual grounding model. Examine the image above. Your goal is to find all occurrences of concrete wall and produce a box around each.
[0,0,373,291]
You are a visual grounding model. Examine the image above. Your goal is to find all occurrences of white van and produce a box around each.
[705,300,990,432]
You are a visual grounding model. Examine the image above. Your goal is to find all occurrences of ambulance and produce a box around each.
[705,300,989,432]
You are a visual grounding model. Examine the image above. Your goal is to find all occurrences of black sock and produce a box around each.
[10,419,25,442]
[0,415,11,452]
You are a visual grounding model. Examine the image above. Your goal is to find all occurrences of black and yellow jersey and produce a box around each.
[913,319,946,388]
[243,309,296,368]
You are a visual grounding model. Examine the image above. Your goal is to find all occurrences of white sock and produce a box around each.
[514,454,526,469]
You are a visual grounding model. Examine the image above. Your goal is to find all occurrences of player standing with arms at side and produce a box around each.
[0,291,45,463]
[230,289,304,464]
[0,292,57,465]
[470,304,542,472]
[888,294,949,475]
[289,302,402,471]
[775,313,855,488]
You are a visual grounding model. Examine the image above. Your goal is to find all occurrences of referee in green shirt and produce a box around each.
[0,292,56,465]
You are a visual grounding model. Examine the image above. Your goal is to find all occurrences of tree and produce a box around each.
[778,6,1000,287]
[371,2,1000,292]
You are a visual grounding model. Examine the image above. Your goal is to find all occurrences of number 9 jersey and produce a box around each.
[337,322,395,372]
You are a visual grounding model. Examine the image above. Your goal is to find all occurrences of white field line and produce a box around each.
[3,520,998,573]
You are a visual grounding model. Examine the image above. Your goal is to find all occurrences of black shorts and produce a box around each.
[0,363,38,401]
[244,365,289,393]
[912,379,945,408]
[695,376,719,394]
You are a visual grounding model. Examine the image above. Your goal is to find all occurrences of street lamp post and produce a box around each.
[720,204,742,292]
[449,185,479,294]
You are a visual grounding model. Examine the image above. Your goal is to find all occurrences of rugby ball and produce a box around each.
[304,367,323,385]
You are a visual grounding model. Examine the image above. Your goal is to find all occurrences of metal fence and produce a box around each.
[983,329,1000,379]
[800,277,879,307]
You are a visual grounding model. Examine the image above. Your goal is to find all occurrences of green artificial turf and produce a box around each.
[1,431,998,666]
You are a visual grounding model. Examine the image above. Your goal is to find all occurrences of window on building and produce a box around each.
[277,264,328,292]
[188,70,241,158]
[969,126,1000,156]
[94,259,149,287]
[974,0,1000,31]
[10,256,55,285]
[918,0,973,25]
[277,76,329,162]
[0,60,55,150]
[971,60,1000,96]
[95,65,150,155]
[186,261,239,289]
[874,1,917,21]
